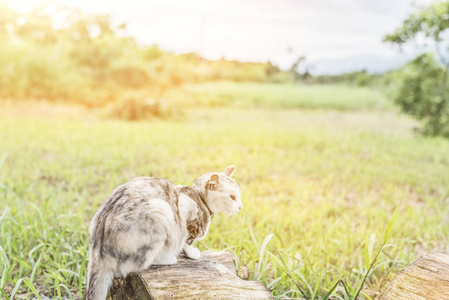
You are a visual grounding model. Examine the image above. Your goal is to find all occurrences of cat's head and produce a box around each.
[194,165,243,215]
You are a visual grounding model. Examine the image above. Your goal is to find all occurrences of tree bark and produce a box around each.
[107,250,273,300]
[380,252,449,300]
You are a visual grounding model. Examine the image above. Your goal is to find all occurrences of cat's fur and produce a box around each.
[86,165,242,300]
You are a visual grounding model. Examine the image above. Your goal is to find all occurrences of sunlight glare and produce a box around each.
[1,0,41,13]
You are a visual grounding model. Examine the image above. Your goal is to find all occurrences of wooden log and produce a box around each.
[380,252,449,300]
[107,250,273,300]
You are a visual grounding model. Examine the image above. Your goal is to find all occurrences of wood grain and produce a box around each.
[380,252,449,300]
[107,250,273,300]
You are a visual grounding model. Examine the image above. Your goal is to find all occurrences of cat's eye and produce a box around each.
[230,195,236,201]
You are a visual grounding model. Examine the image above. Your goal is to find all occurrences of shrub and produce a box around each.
[395,53,449,137]
[107,93,176,121]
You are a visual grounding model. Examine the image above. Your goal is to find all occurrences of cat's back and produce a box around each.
[101,177,181,213]
[90,177,182,244]
[126,176,180,202]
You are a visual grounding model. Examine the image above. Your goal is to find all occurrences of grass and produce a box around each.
[167,81,393,111]
[1,83,449,299]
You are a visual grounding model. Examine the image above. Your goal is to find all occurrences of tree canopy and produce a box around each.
[384,1,449,45]
[384,0,449,138]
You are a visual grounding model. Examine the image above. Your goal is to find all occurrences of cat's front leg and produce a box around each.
[183,244,201,260]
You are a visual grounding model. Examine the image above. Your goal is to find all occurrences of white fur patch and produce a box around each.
[178,193,198,222]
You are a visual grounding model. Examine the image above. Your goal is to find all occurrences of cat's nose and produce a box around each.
[238,205,243,210]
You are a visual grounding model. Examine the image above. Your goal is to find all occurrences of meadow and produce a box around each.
[167,81,393,111]
[1,82,449,299]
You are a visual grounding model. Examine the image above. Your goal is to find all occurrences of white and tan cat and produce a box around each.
[86,165,242,300]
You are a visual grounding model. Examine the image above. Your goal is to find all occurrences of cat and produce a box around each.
[85,165,242,300]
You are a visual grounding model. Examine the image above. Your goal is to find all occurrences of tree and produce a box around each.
[396,53,449,137]
[289,55,305,82]
[384,1,449,137]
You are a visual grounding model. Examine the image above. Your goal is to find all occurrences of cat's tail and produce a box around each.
[85,257,113,300]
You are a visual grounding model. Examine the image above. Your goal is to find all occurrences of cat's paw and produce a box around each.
[185,246,201,260]
[167,256,178,265]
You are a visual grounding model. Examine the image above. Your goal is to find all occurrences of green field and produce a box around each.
[1,83,449,299]
[168,81,393,111]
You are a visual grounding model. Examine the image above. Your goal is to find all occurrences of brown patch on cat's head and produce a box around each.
[207,174,220,191]
[210,174,219,183]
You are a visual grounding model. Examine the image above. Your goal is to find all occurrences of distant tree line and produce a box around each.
[0,3,289,106]
[305,0,449,138]
[3,1,449,136]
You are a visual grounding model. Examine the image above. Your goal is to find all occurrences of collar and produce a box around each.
[194,188,214,218]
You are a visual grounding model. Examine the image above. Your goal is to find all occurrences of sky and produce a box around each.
[5,0,436,74]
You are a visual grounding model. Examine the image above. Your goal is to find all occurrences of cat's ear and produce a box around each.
[222,165,235,177]
[207,174,220,190]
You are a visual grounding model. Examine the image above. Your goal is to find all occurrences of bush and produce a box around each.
[395,53,449,137]
[107,93,176,121]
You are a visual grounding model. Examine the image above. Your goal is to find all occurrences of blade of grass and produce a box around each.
[254,233,274,280]
[30,254,43,283]
[0,206,10,228]
[383,206,399,244]
[54,271,62,300]
[354,205,399,299]
[0,245,10,289]
[59,283,73,300]
[278,252,308,299]
[362,291,373,300]
[292,268,313,296]
[78,259,87,299]
[22,278,42,300]
[323,278,352,300]
[10,278,24,300]
[312,270,324,300]
[0,288,10,300]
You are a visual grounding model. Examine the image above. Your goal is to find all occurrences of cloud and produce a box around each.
[57,0,433,73]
